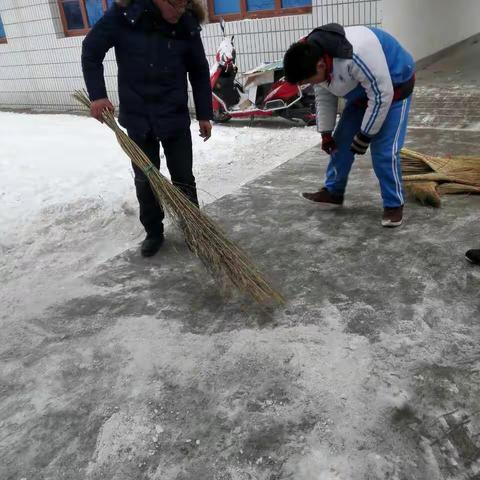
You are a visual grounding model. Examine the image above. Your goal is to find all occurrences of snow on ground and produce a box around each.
[0,110,318,333]
[0,112,318,239]
[3,44,480,480]
[2,104,480,478]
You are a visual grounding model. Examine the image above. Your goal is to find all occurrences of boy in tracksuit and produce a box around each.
[284,24,415,227]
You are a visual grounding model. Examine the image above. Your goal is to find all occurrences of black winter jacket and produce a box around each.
[81,0,213,137]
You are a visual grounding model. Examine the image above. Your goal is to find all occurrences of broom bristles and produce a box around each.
[403,172,454,183]
[437,182,480,195]
[405,181,441,208]
[73,90,285,305]
[401,148,480,187]
[401,148,480,206]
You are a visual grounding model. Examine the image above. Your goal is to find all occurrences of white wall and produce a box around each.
[0,0,118,111]
[0,0,382,111]
[201,0,381,73]
[4,0,479,111]
[381,0,480,61]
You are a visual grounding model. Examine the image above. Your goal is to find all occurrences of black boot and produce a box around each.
[141,234,164,257]
[465,249,480,265]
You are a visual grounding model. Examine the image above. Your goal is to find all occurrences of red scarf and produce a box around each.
[323,54,333,84]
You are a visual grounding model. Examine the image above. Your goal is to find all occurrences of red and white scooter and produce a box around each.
[210,20,316,125]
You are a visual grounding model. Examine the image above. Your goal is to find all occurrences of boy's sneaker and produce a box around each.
[382,206,403,227]
[465,249,480,265]
[302,187,344,205]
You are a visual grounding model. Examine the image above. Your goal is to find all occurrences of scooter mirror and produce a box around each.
[231,35,235,44]
[220,18,226,35]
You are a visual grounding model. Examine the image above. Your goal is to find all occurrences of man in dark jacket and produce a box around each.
[82,0,213,257]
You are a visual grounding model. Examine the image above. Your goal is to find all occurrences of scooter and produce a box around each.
[210,20,316,125]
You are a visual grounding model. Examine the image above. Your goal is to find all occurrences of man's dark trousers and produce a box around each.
[128,129,199,237]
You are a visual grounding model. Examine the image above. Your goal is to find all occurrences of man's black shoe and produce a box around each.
[141,234,164,257]
[465,249,480,265]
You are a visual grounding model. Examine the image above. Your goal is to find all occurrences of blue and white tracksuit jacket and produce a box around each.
[314,26,415,207]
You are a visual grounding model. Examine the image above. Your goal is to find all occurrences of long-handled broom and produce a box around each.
[73,91,284,305]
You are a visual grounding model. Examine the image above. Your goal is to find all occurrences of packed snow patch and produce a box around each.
[0,111,318,239]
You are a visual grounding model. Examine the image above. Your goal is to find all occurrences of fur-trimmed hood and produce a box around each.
[115,0,206,23]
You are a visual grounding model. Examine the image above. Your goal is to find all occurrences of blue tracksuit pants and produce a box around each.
[325,96,411,208]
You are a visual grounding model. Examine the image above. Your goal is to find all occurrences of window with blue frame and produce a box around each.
[57,0,113,36]
[0,13,7,44]
[210,0,311,20]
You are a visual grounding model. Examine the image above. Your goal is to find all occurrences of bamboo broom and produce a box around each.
[437,183,480,195]
[73,91,284,305]
[400,148,480,207]
[404,181,441,208]
[402,172,455,183]
[401,149,480,187]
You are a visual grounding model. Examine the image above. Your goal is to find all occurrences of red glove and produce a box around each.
[321,132,337,155]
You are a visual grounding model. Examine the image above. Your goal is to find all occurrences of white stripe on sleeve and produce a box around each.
[348,29,394,136]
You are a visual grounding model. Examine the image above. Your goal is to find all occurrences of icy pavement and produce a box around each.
[2,40,480,479]
[0,113,318,321]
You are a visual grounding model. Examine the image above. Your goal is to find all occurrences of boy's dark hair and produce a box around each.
[283,42,323,84]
